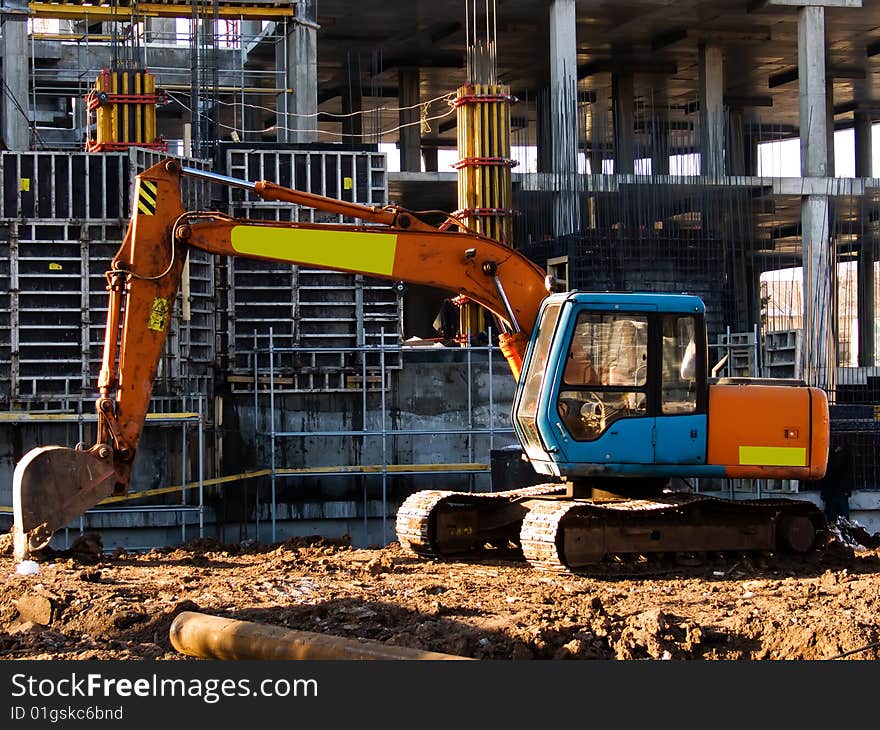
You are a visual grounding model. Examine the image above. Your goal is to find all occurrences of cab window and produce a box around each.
[557,313,648,441]
[661,315,698,415]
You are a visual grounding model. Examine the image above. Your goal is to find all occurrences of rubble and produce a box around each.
[1,533,879,660]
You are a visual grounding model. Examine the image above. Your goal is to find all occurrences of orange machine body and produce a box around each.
[707,383,829,480]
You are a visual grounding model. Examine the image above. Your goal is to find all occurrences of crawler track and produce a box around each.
[397,488,827,576]
[395,484,566,557]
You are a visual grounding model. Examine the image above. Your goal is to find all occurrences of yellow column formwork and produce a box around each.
[454,83,516,340]
[87,69,166,152]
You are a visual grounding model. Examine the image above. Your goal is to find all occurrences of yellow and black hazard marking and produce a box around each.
[138,180,158,216]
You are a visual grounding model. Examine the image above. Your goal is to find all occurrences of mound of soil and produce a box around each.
[2,530,880,660]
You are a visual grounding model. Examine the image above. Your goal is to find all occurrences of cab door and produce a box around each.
[552,309,656,465]
[653,313,707,464]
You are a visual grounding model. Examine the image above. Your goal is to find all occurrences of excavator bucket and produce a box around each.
[12,446,116,561]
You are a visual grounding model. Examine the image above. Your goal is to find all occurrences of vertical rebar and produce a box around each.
[269,326,276,543]
[181,410,188,544]
[488,326,494,457]
[380,327,387,545]
[362,336,368,542]
[198,396,205,538]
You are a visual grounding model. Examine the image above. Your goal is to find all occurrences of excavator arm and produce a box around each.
[12,158,549,560]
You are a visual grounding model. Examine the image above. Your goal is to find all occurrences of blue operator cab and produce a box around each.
[511,291,720,481]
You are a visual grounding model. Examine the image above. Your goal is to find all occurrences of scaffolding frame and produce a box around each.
[252,327,513,546]
[0,402,205,550]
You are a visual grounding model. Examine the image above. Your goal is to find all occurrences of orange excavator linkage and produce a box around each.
[12,159,550,560]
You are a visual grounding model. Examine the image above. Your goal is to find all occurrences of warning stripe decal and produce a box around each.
[138,180,158,215]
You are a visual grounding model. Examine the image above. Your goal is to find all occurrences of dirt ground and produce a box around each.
[2,521,880,661]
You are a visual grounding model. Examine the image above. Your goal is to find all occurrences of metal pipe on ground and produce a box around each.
[170,611,473,661]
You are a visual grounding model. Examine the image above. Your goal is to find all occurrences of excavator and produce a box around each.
[12,159,830,574]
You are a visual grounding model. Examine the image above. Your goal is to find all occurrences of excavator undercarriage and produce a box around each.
[396,485,827,576]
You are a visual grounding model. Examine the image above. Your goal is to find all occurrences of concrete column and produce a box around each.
[398,68,421,172]
[650,120,670,175]
[798,5,834,388]
[727,110,759,176]
[241,20,266,141]
[535,91,552,173]
[589,90,608,175]
[422,147,439,172]
[855,111,872,177]
[855,110,875,365]
[276,5,318,143]
[549,0,580,235]
[856,242,876,366]
[2,15,30,151]
[612,72,635,175]
[341,53,364,144]
[698,43,725,177]
[826,79,835,176]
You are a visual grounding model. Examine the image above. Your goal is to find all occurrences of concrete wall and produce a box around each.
[0,350,519,549]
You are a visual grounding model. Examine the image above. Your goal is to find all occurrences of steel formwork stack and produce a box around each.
[0,150,215,409]
[221,148,402,392]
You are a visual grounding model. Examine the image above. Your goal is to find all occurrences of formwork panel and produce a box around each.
[0,152,131,222]
[222,148,400,392]
[0,152,215,409]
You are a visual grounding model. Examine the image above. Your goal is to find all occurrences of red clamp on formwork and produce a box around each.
[452,207,517,218]
[452,93,518,107]
[86,91,167,111]
[451,157,518,170]
[85,139,169,153]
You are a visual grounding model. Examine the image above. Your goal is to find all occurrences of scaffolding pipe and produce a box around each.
[170,612,473,661]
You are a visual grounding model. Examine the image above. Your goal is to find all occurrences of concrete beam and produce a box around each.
[578,59,677,79]
[762,0,861,6]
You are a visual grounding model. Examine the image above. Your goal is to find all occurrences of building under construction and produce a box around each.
[1,0,879,548]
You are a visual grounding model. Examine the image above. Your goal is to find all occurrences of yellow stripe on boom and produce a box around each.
[230,226,397,276]
[739,446,806,467]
